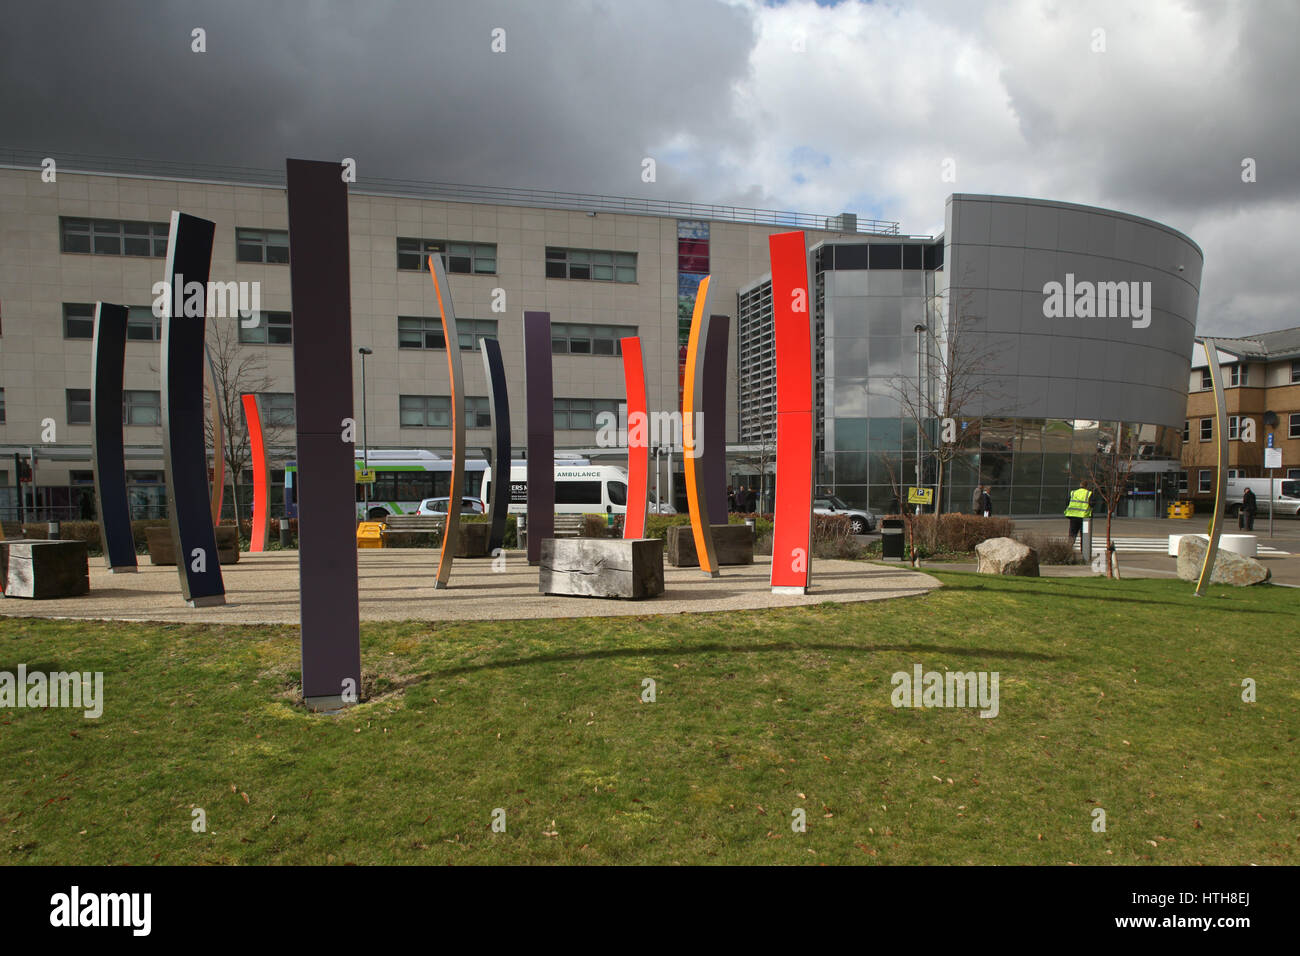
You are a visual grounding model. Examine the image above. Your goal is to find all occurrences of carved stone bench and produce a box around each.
[0,540,90,599]
[665,524,755,567]
[146,526,240,565]
[539,538,664,599]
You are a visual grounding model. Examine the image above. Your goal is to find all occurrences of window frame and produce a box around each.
[235,228,290,264]
[1198,470,1213,494]
[239,311,293,345]
[66,388,92,425]
[396,237,497,275]
[122,389,161,426]
[60,217,169,257]
[398,315,497,351]
[545,247,637,283]
[1199,418,1212,442]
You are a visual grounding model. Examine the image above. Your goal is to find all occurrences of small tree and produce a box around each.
[1087,421,1138,579]
[203,319,289,529]
[892,285,1010,515]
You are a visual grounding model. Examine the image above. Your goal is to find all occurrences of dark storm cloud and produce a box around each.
[0,0,757,198]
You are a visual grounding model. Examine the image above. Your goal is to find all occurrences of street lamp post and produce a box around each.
[914,323,927,516]
[358,347,372,519]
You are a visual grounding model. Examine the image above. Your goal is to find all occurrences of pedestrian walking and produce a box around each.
[1241,487,1257,531]
[1065,479,1093,546]
[979,487,992,518]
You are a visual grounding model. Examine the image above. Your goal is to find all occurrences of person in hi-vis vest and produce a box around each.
[1065,480,1094,545]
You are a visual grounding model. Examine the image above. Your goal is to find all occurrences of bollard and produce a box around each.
[280,523,293,547]
[745,517,756,540]
[47,521,61,540]
[1080,518,1092,561]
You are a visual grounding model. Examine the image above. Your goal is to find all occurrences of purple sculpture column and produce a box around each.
[286,158,362,711]
[523,312,554,566]
[704,314,730,526]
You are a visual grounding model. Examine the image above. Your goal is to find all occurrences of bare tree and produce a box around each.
[891,284,1011,515]
[203,319,288,529]
[1087,421,1139,579]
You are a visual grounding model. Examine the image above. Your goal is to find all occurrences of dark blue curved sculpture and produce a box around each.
[480,337,511,553]
[90,302,137,572]
[160,212,225,606]
[286,158,362,710]
[704,313,730,526]
[523,311,554,566]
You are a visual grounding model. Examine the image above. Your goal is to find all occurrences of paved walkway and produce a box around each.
[0,550,942,624]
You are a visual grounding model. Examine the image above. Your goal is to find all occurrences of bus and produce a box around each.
[285,450,490,521]
[481,462,676,515]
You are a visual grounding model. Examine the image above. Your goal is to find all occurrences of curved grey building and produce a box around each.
[738,193,1203,516]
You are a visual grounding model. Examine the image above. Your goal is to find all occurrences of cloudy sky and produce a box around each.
[1,0,1294,336]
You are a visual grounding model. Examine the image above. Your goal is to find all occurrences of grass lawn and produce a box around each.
[2,571,1297,865]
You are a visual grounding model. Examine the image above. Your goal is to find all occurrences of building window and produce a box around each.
[66,388,91,425]
[465,396,492,429]
[545,247,637,283]
[69,470,95,484]
[1198,470,1213,494]
[127,306,162,341]
[236,228,290,264]
[400,394,450,428]
[398,316,497,350]
[1290,413,1300,439]
[1228,415,1239,440]
[1226,469,1242,480]
[550,322,636,356]
[0,387,5,424]
[553,397,621,431]
[1227,364,1247,386]
[1292,360,1300,384]
[1199,368,1212,390]
[63,303,95,339]
[396,238,497,275]
[1288,468,1300,481]
[239,311,293,345]
[1178,470,1188,494]
[1199,418,1212,441]
[1182,420,1189,443]
[259,393,295,427]
[122,390,161,426]
[60,217,169,257]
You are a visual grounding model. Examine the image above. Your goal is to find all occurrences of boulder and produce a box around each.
[975,536,1040,576]
[1176,535,1271,586]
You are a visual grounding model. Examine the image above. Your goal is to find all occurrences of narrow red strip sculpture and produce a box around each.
[621,336,649,539]
[768,231,814,594]
[241,393,270,552]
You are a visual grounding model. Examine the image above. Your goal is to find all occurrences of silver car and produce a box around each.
[813,495,876,534]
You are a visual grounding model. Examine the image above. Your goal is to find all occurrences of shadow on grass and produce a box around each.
[932,580,1292,615]
[431,639,1070,678]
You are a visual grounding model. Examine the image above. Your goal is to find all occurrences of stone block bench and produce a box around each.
[539,538,664,599]
[0,540,90,599]
[665,524,754,567]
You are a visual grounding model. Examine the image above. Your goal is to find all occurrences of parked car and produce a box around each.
[813,495,877,534]
[415,497,487,516]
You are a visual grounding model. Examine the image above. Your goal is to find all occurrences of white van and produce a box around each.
[481,461,676,515]
[1225,477,1300,517]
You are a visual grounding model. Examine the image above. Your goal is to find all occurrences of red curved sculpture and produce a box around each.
[621,336,649,539]
[241,393,270,552]
[768,231,813,594]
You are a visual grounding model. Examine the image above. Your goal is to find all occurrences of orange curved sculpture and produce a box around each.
[621,336,649,539]
[241,393,270,552]
[429,253,465,589]
[683,275,719,577]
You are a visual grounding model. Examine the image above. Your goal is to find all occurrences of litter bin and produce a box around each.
[881,518,905,561]
[279,522,293,547]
